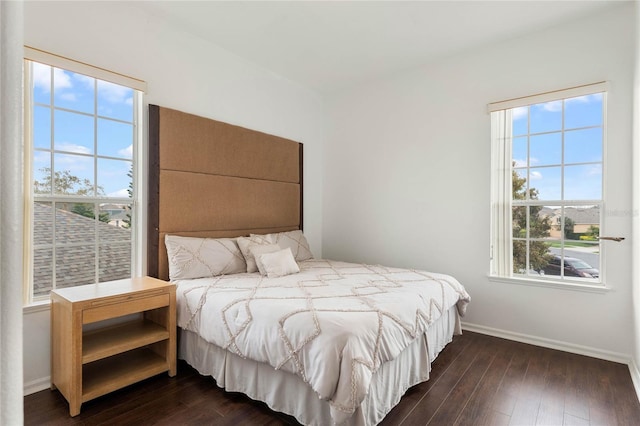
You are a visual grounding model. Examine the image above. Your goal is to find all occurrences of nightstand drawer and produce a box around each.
[83,294,170,324]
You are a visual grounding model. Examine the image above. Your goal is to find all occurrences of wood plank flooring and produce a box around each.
[24,331,640,425]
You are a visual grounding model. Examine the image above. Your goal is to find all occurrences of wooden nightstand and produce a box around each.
[50,276,176,416]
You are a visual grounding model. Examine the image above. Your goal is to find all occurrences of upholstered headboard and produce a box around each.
[147,105,303,280]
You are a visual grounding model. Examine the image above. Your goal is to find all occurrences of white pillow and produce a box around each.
[165,235,246,281]
[249,244,281,275]
[255,248,300,278]
[237,234,274,273]
[258,230,313,262]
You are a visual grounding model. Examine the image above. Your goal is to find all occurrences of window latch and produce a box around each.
[598,236,625,242]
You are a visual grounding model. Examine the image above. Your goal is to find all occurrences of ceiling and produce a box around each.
[136,1,623,94]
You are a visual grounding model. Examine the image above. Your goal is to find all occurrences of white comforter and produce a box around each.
[175,259,470,424]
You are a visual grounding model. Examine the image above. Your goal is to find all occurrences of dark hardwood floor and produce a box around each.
[24,331,640,425]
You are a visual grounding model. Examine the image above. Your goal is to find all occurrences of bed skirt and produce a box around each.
[179,305,461,426]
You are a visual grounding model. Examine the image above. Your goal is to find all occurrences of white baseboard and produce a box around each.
[461,321,630,364]
[630,360,640,404]
[24,376,51,396]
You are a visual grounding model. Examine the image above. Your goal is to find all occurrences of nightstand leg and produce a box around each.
[70,400,81,417]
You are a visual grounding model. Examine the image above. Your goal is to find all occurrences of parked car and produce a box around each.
[543,255,599,278]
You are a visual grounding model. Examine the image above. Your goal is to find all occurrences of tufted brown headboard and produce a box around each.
[147,105,303,280]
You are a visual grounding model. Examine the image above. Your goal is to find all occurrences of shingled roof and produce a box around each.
[564,206,599,224]
[538,206,600,225]
[33,203,131,297]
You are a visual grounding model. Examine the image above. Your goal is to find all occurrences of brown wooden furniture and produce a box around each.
[50,277,176,416]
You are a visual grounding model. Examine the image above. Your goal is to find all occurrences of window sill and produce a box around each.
[23,300,51,314]
[488,275,611,294]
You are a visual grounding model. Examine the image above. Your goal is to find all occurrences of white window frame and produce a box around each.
[488,82,609,292]
[23,47,146,305]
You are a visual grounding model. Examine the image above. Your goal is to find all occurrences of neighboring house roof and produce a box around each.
[565,206,599,224]
[100,203,126,210]
[33,203,131,297]
[538,206,599,226]
[108,210,130,222]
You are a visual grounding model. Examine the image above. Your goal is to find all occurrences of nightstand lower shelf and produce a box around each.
[82,348,169,402]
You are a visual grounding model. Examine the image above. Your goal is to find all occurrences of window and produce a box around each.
[490,82,606,286]
[24,48,145,304]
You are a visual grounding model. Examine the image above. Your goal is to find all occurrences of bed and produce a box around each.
[147,105,470,425]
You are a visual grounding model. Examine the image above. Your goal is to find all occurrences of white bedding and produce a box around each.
[175,259,470,425]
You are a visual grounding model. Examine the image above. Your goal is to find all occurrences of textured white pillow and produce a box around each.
[237,234,274,273]
[255,248,300,278]
[259,230,313,262]
[249,244,281,275]
[165,235,246,281]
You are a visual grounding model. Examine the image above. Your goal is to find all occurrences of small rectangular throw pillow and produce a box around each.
[165,235,246,281]
[249,244,281,275]
[237,234,274,273]
[255,248,300,278]
[257,230,313,262]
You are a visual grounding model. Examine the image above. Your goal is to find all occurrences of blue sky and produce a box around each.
[31,62,134,198]
[511,93,603,202]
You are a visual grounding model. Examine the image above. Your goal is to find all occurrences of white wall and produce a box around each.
[631,0,640,396]
[324,4,635,359]
[22,1,324,393]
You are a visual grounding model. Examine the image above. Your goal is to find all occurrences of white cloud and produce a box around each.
[512,106,527,120]
[530,171,543,180]
[98,80,133,104]
[587,165,602,176]
[33,150,51,165]
[53,69,74,92]
[566,93,601,105]
[32,63,51,93]
[108,188,130,198]
[54,153,93,174]
[74,73,95,89]
[59,93,77,102]
[117,144,133,159]
[55,142,91,155]
[541,100,563,112]
[566,95,589,104]
[32,63,72,94]
[52,150,92,174]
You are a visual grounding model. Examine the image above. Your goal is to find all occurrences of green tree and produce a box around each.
[34,167,109,222]
[71,204,110,223]
[34,167,104,196]
[564,217,576,240]
[122,166,133,229]
[512,169,553,273]
[586,225,600,239]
